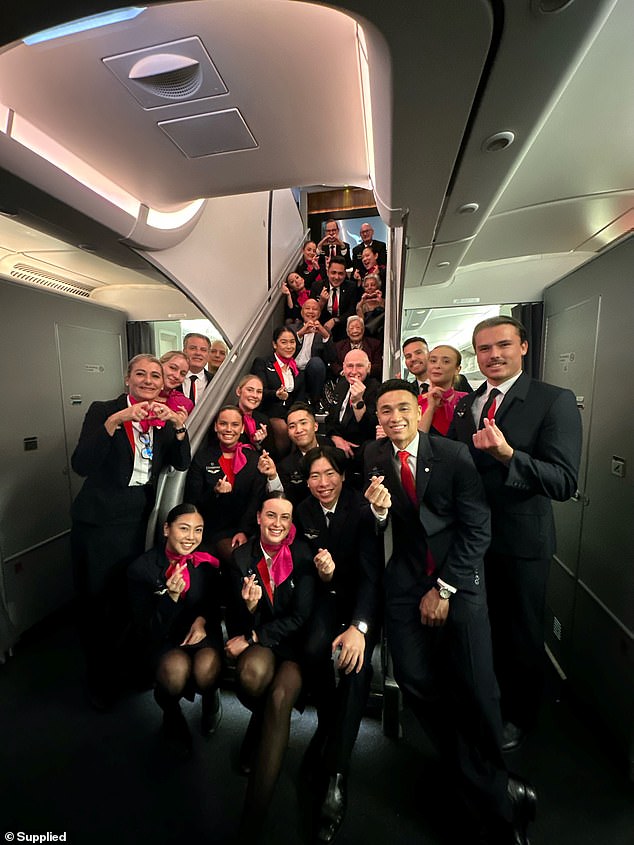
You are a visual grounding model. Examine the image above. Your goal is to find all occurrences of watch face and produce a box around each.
[356,621,369,634]
[438,587,451,600]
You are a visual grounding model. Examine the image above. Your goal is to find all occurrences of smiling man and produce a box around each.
[363,378,536,844]
[182,332,212,404]
[448,315,582,751]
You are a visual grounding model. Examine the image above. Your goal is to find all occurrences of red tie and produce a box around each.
[398,451,417,507]
[478,387,501,429]
[399,450,435,574]
[257,557,274,604]
[332,290,339,316]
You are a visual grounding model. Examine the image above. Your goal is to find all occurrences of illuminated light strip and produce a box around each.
[356,25,376,190]
[4,107,206,229]
[10,112,141,218]
[23,7,146,46]
[146,198,205,230]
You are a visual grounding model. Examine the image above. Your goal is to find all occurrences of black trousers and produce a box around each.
[485,551,550,731]
[304,592,376,775]
[384,561,510,827]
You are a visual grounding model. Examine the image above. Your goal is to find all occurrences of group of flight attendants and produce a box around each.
[70,302,581,844]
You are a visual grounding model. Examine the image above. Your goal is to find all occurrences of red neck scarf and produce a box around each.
[296,289,309,307]
[164,548,219,596]
[259,523,296,592]
[219,440,249,477]
[418,388,467,436]
[274,354,299,377]
[242,413,258,444]
[129,395,166,433]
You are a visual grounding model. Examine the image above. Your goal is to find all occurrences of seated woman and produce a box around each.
[295,240,325,288]
[251,327,305,457]
[353,245,386,289]
[236,373,269,450]
[288,298,336,409]
[184,405,266,577]
[71,354,190,708]
[128,504,223,750]
[225,492,315,839]
[159,350,194,420]
[281,271,309,324]
[418,344,468,436]
[355,274,385,339]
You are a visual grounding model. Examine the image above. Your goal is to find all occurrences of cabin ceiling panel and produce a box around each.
[0,1,369,208]
[462,193,634,266]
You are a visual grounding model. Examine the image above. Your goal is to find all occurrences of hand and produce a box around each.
[471,418,514,463]
[232,532,248,550]
[319,286,329,303]
[225,635,251,659]
[241,573,262,611]
[181,616,206,646]
[331,435,358,459]
[364,474,391,516]
[348,377,366,405]
[253,423,268,445]
[215,474,233,494]
[275,385,289,400]
[420,588,450,627]
[375,424,387,440]
[313,548,335,582]
[281,282,290,296]
[165,562,187,602]
[332,626,366,674]
[426,386,444,410]
[257,450,277,480]
[150,402,181,426]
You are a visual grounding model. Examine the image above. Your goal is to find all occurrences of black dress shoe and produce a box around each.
[317,773,347,843]
[201,690,222,736]
[502,722,526,753]
[507,775,537,845]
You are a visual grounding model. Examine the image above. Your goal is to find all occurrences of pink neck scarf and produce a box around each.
[261,523,296,587]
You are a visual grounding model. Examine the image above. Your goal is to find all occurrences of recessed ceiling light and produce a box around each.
[436,261,451,268]
[458,202,479,214]
[482,131,515,153]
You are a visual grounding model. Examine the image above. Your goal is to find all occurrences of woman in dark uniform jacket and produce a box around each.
[184,405,266,576]
[225,492,315,839]
[128,503,223,748]
[235,373,269,451]
[251,327,305,457]
[295,240,326,289]
[71,354,190,706]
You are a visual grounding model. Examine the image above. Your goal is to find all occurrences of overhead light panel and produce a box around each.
[23,7,146,45]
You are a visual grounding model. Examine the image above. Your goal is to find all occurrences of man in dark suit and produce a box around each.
[351,221,387,276]
[317,218,353,268]
[295,445,382,843]
[448,316,582,750]
[182,332,213,404]
[311,256,358,343]
[364,379,536,844]
[325,350,379,455]
[333,315,383,381]
[256,402,334,509]
[288,298,336,406]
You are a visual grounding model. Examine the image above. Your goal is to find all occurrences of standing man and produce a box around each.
[317,218,353,268]
[352,221,387,276]
[448,316,582,750]
[402,336,429,394]
[364,379,536,844]
[311,256,358,343]
[182,332,212,405]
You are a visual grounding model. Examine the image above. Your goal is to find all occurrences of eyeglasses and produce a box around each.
[139,432,153,460]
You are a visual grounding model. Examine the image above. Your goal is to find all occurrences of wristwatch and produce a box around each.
[352,619,369,635]
[354,400,365,410]
[436,585,452,601]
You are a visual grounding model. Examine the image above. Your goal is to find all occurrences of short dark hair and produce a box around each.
[376,378,418,402]
[287,401,316,422]
[328,255,347,270]
[183,332,211,349]
[258,490,293,512]
[214,404,244,422]
[402,336,428,352]
[165,502,200,525]
[472,316,527,349]
[301,445,347,479]
[273,325,297,343]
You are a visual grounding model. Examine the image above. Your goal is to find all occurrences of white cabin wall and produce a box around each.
[134,190,304,342]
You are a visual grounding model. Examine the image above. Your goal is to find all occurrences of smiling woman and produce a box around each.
[70,354,191,709]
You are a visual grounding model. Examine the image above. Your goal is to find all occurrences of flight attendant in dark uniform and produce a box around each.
[128,503,223,750]
[71,354,191,708]
[295,446,382,843]
[252,327,305,457]
[225,492,315,840]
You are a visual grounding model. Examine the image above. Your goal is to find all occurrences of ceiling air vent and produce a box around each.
[10,263,94,297]
[103,37,228,109]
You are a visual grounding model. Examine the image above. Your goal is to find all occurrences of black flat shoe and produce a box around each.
[502,722,527,753]
[317,773,347,843]
[201,690,222,737]
[507,775,537,845]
